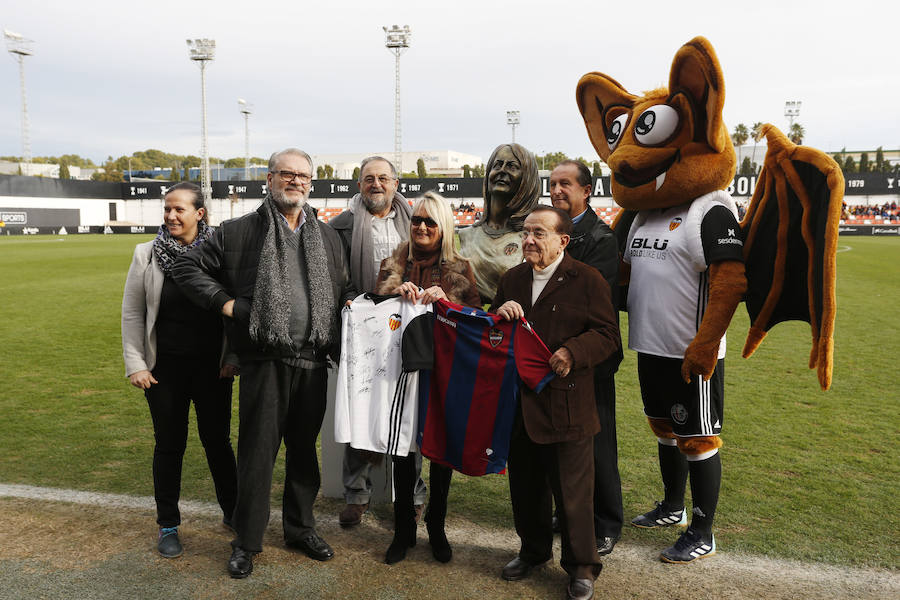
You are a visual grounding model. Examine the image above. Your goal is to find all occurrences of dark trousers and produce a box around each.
[146,354,237,528]
[593,375,623,538]
[232,360,327,553]
[508,416,601,580]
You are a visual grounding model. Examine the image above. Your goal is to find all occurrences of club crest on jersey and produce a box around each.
[671,403,688,425]
[388,313,402,331]
[503,242,519,256]
[669,217,683,231]
[488,328,504,347]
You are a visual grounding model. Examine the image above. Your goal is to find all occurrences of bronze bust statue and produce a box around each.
[459,143,541,303]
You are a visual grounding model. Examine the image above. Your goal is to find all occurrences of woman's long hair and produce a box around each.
[408,191,460,263]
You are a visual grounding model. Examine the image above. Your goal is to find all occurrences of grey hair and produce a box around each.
[268,148,314,174]
[358,156,398,182]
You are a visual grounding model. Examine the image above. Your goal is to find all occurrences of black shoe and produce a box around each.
[426,522,452,563]
[596,535,619,556]
[659,527,716,564]
[631,501,688,529]
[227,546,253,578]
[501,556,546,581]
[566,578,594,600]
[287,533,335,561]
[157,527,183,558]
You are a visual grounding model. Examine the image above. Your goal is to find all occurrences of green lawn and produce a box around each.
[0,234,897,569]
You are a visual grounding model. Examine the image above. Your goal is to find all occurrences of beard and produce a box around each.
[271,187,306,211]
[361,192,391,215]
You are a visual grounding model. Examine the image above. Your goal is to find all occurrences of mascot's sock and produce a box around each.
[687,452,722,535]
[658,442,688,511]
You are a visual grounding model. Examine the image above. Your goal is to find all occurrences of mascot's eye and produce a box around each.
[633,104,679,145]
[607,113,629,151]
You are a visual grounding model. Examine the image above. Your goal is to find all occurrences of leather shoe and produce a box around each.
[338,503,368,527]
[566,578,594,600]
[596,535,618,556]
[501,556,546,581]
[287,533,335,561]
[227,546,253,579]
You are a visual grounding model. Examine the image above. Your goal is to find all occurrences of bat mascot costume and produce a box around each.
[576,36,842,563]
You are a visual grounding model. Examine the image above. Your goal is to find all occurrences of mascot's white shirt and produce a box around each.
[624,191,741,359]
[335,294,431,456]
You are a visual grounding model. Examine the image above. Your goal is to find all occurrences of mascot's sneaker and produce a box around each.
[660,528,716,564]
[631,502,688,529]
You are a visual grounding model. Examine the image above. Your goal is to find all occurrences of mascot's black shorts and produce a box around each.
[637,353,724,438]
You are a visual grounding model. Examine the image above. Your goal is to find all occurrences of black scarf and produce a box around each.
[152,221,212,276]
[248,197,335,352]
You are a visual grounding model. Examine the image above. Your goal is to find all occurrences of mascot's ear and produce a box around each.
[669,36,728,153]
[576,73,638,162]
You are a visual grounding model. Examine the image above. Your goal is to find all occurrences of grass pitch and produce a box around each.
[0,234,897,569]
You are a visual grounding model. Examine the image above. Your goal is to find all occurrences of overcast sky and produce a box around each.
[2,0,897,166]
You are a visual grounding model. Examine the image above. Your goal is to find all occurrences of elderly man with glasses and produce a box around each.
[329,156,426,528]
[493,206,620,600]
[173,148,354,578]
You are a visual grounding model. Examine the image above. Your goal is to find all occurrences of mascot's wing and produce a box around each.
[739,124,843,390]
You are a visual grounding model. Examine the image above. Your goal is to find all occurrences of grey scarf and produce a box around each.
[348,191,411,293]
[249,196,335,352]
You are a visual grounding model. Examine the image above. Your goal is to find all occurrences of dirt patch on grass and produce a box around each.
[0,490,897,600]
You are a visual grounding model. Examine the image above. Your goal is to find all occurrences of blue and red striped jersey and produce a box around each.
[402,299,554,476]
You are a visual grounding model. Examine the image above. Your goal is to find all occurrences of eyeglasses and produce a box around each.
[273,170,312,184]
[362,175,396,186]
[411,216,438,228]
[520,229,552,241]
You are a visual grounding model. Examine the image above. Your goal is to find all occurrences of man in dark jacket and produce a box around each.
[173,148,354,579]
[493,206,620,600]
[550,160,624,556]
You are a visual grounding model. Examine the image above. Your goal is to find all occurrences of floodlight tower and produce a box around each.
[784,100,801,130]
[187,38,216,203]
[238,98,252,180]
[4,30,34,173]
[506,111,520,143]
[383,24,411,175]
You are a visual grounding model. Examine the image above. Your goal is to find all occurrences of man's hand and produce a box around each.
[129,370,158,389]
[549,347,574,378]
[219,364,240,379]
[495,301,524,321]
[222,299,235,318]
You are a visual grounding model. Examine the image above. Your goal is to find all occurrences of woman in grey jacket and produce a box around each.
[121,182,237,558]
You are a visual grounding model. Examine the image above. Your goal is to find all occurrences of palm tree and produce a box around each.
[789,123,805,145]
[732,123,749,147]
[750,122,764,174]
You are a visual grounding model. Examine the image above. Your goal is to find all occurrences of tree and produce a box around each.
[91,157,124,182]
[750,122,764,173]
[462,164,471,178]
[58,162,70,179]
[324,164,334,178]
[788,123,805,145]
[416,157,427,178]
[472,164,485,178]
[535,151,569,172]
[592,162,603,177]
[731,123,749,147]
[843,155,857,173]
[739,157,754,176]
[316,166,326,179]
[875,147,885,172]
[224,157,245,168]
[859,152,870,173]
[352,166,360,181]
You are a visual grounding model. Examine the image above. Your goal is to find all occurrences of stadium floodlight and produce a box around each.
[187,38,216,203]
[784,100,801,129]
[5,29,34,173]
[383,24,411,175]
[238,98,253,180]
[506,111,520,143]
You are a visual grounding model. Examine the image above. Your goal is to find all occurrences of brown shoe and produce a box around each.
[339,503,369,527]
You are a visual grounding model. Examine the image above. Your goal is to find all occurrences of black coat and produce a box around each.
[172,203,354,361]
